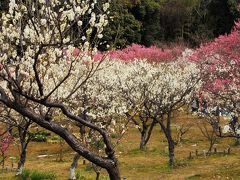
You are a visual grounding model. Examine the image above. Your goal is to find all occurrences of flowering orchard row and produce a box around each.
[94,44,184,62]
[93,19,240,116]
[0,1,239,179]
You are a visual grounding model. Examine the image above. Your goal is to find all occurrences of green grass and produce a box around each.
[18,169,56,180]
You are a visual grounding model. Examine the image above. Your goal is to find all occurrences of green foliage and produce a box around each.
[76,171,87,180]
[30,131,50,142]
[103,0,239,48]
[91,138,105,149]
[132,0,162,46]
[228,0,240,16]
[85,163,93,172]
[20,169,31,180]
[99,0,141,50]
[20,169,56,180]
[110,133,121,139]
[174,158,190,168]
[50,135,61,141]
[159,0,191,41]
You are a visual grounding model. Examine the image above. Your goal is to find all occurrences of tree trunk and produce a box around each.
[144,120,155,148]
[158,112,175,167]
[16,120,31,176]
[208,140,214,154]
[140,129,147,150]
[96,172,100,180]
[139,139,146,150]
[168,139,175,167]
[16,146,27,176]
[166,112,175,167]
[69,153,81,180]
[107,165,121,180]
[139,120,156,150]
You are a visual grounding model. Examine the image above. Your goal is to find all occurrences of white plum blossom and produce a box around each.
[103,3,110,12]
[223,125,231,134]
[40,19,47,26]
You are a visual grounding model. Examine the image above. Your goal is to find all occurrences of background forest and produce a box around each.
[1,0,240,49]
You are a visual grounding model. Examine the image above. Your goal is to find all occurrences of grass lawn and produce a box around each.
[1,112,239,179]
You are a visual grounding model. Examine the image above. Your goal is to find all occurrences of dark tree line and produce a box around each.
[1,0,239,48]
[101,0,240,49]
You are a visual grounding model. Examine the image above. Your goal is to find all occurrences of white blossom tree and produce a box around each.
[0,0,123,179]
[114,55,201,166]
[67,60,129,179]
[151,59,200,167]
[114,60,159,150]
[101,49,200,165]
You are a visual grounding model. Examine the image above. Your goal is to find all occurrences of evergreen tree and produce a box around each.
[132,0,162,46]
[99,0,141,50]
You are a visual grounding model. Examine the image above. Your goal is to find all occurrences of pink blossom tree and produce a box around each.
[0,130,13,170]
[190,19,240,142]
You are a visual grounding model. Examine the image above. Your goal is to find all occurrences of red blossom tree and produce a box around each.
[190,19,240,114]
[190,19,240,142]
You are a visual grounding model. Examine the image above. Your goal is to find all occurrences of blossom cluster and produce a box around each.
[94,44,184,62]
